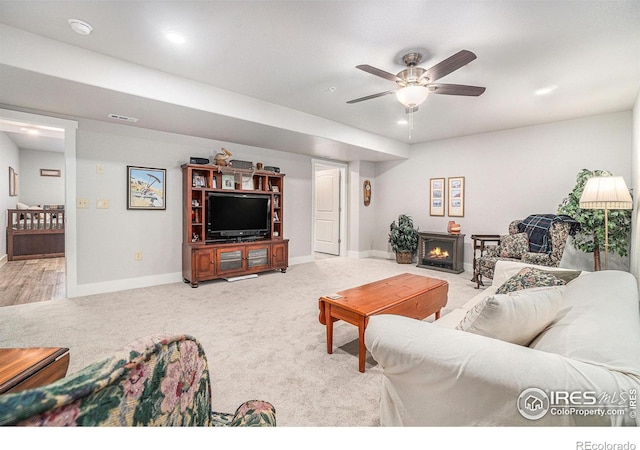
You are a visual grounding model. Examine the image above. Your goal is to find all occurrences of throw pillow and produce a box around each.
[499,233,529,259]
[540,269,581,284]
[495,267,566,294]
[16,202,30,210]
[455,286,564,346]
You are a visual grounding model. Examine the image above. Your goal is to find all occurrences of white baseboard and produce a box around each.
[347,250,375,259]
[72,255,316,297]
[0,254,6,269]
[289,255,314,266]
[69,255,475,298]
[72,272,184,298]
[370,250,394,260]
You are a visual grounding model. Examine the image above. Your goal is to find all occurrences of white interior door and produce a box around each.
[314,168,340,255]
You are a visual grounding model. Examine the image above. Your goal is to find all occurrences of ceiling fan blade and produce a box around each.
[424,50,477,82]
[356,65,400,82]
[428,83,486,96]
[346,90,396,104]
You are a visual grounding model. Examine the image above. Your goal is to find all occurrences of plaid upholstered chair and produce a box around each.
[475,215,575,288]
[0,334,276,427]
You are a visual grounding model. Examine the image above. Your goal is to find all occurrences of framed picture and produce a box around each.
[40,168,61,177]
[222,174,235,190]
[242,175,254,190]
[192,175,206,188]
[448,176,465,217]
[127,166,166,210]
[429,178,445,216]
[271,185,279,193]
[8,167,18,197]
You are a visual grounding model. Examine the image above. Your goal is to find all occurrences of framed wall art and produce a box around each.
[447,176,465,217]
[127,166,166,210]
[429,178,445,216]
[8,167,18,197]
[40,169,61,177]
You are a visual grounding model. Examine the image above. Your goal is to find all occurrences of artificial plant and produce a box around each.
[388,214,419,259]
[557,168,632,271]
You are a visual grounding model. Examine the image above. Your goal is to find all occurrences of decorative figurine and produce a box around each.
[214,147,233,166]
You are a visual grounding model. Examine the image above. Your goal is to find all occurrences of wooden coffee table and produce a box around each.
[318,273,448,372]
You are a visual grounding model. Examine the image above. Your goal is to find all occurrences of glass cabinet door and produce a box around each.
[247,247,269,269]
[218,249,243,272]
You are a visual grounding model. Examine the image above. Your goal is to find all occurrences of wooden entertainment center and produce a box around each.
[181,164,288,287]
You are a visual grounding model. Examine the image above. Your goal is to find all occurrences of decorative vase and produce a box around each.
[395,251,413,264]
[447,221,461,234]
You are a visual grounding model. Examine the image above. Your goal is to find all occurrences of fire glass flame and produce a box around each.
[428,247,450,259]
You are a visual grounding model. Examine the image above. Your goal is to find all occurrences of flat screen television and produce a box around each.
[206,192,270,240]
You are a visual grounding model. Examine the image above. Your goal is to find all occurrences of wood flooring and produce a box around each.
[0,258,65,307]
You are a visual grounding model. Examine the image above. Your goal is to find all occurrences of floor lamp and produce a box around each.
[579,176,633,270]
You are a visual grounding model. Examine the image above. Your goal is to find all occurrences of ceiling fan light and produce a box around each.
[395,85,429,108]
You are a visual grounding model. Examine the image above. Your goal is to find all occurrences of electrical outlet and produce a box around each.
[76,198,89,208]
[96,199,109,209]
[135,251,142,261]
[96,163,104,174]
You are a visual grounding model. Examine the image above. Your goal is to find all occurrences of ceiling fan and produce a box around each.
[347,50,485,113]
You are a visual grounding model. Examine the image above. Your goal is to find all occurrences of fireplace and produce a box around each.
[417,232,465,274]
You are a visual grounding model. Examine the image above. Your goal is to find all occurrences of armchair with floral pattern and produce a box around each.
[475,218,572,288]
[0,334,276,427]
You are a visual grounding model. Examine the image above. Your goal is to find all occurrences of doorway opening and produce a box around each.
[312,160,347,258]
[0,108,77,305]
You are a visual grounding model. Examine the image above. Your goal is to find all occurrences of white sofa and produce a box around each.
[365,260,640,426]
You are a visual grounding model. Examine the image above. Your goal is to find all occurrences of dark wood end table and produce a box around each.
[471,234,501,288]
[0,347,70,394]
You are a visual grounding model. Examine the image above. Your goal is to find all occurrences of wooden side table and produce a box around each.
[0,347,70,394]
[470,234,501,288]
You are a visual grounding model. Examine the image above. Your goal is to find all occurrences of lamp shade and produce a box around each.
[579,176,633,210]
[395,85,429,108]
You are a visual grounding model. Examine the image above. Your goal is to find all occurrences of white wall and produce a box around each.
[374,111,633,270]
[74,119,314,291]
[348,160,376,257]
[0,132,20,260]
[18,148,65,206]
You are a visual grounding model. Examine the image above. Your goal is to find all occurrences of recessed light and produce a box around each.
[68,19,93,35]
[397,119,408,125]
[165,31,186,44]
[535,85,558,96]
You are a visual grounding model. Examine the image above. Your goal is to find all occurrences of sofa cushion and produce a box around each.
[529,270,640,375]
[455,286,564,346]
[540,268,581,284]
[499,232,528,258]
[495,267,567,294]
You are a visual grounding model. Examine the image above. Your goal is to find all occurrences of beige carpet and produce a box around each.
[0,257,482,426]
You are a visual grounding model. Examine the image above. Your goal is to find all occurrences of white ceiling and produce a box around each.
[1,1,639,161]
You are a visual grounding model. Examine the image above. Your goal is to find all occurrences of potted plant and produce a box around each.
[557,168,632,271]
[388,214,419,264]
